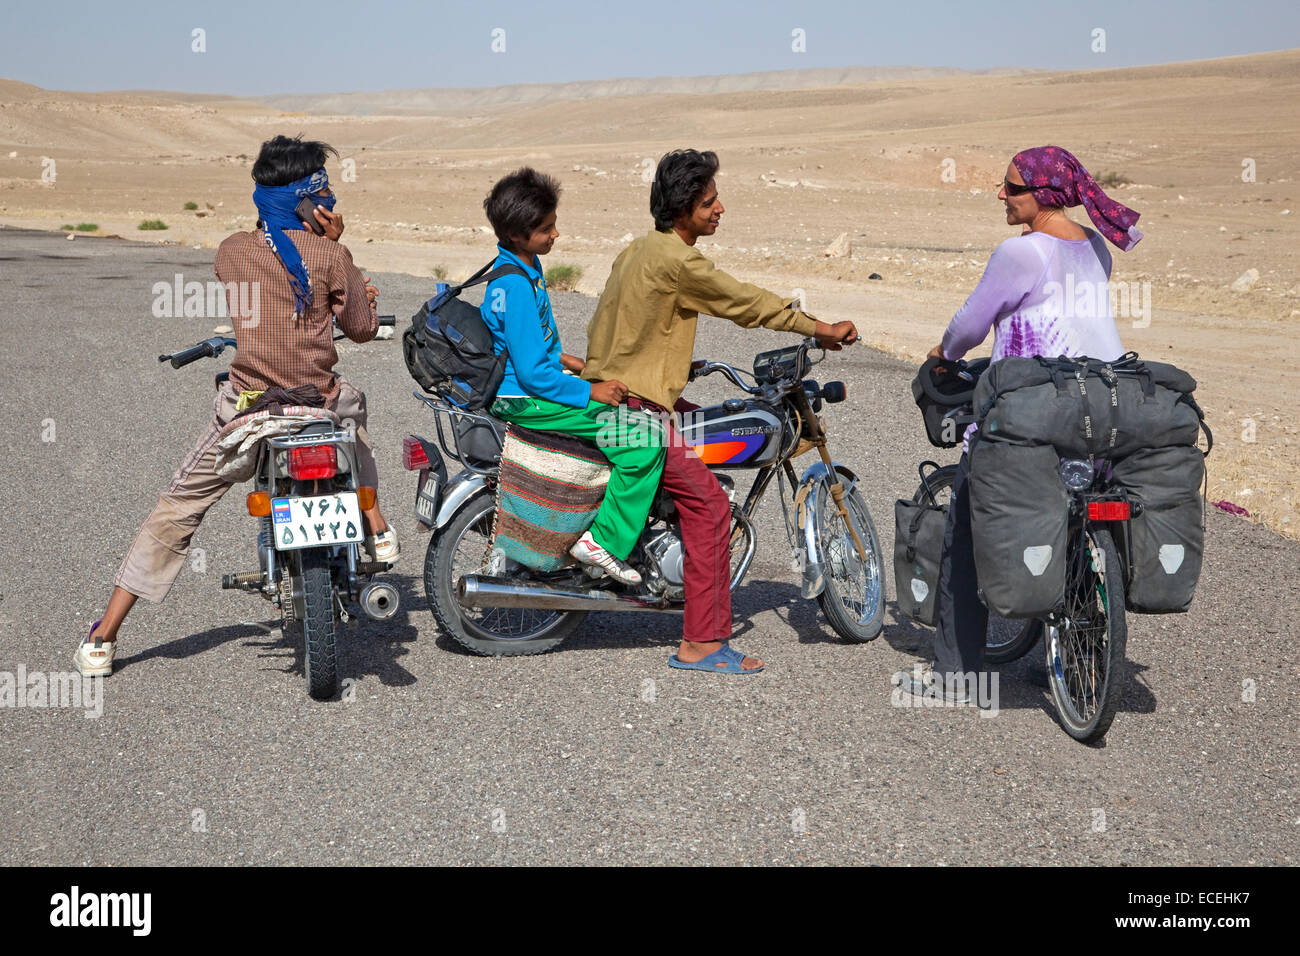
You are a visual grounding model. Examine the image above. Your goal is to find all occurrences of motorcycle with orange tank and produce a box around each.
[404,337,886,655]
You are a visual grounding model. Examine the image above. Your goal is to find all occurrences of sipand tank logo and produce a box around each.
[49,886,151,936]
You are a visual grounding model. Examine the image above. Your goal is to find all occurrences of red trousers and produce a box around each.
[630,398,732,642]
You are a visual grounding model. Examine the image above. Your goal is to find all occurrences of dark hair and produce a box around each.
[483,167,561,243]
[251,134,338,187]
[650,149,719,231]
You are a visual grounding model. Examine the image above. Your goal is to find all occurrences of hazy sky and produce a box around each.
[3,0,1297,95]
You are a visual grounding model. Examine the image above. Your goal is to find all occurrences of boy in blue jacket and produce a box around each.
[481,168,664,584]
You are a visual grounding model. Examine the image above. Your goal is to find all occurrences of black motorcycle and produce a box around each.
[161,319,398,699]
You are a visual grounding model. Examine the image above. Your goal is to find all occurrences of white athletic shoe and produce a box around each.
[569,531,642,585]
[74,623,114,677]
[369,529,400,565]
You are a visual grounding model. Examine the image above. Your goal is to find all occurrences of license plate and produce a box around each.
[271,493,362,551]
[414,470,439,527]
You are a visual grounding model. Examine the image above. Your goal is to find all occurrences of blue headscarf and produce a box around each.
[252,167,337,315]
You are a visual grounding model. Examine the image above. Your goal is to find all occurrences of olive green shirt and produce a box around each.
[582,229,818,410]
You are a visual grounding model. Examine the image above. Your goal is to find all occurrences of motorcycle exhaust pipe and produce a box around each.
[457,575,681,614]
[360,581,400,621]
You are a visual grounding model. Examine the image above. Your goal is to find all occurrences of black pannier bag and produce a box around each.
[1113,444,1206,613]
[968,441,1070,618]
[402,261,536,410]
[911,356,990,448]
[894,497,947,626]
[974,353,1208,459]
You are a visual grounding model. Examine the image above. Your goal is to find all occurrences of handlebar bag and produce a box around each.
[969,440,1070,618]
[974,354,1207,460]
[1112,444,1206,613]
[893,498,946,626]
[911,356,988,448]
[489,424,611,572]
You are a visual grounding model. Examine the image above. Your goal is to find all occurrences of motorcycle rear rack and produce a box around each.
[412,390,502,477]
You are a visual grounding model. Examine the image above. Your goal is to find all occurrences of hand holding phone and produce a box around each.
[295,197,326,235]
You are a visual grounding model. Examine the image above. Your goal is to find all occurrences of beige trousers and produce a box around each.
[115,379,377,602]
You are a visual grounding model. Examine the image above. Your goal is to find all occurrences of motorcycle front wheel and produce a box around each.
[814,478,886,643]
[425,491,586,656]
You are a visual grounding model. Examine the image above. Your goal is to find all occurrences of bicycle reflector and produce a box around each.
[287,444,337,480]
[1087,500,1131,521]
[402,436,430,470]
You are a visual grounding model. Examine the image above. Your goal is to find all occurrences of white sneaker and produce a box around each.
[369,529,400,565]
[569,531,642,585]
[74,622,114,677]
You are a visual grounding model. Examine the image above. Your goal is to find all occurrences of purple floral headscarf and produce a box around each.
[1012,145,1143,251]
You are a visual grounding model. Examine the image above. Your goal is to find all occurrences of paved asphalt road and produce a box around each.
[1,226,1295,866]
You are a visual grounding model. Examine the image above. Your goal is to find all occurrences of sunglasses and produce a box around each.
[1000,179,1038,196]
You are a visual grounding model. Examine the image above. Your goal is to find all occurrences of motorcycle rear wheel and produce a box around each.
[426,491,586,656]
[296,548,339,700]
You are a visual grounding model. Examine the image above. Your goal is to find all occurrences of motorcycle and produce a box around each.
[160,318,398,700]
[403,337,887,655]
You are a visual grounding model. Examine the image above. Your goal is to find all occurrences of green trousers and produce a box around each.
[492,396,666,560]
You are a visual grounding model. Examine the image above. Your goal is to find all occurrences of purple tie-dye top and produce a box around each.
[942,228,1125,447]
[942,228,1124,363]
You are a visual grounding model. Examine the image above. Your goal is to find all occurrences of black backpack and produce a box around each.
[402,259,537,410]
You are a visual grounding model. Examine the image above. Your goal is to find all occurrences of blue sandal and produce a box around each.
[668,643,763,675]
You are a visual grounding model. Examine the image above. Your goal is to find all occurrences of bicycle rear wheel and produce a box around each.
[912,465,1040,664]
[1045,524,1127,743]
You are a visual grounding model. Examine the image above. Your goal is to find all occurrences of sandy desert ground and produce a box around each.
[2,50,1297,534]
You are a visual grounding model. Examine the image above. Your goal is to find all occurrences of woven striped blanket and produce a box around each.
[490,425,611,571]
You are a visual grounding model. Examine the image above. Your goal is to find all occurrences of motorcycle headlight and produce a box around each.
[1059,458,1094,491]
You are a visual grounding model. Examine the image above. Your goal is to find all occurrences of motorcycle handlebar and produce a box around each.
[159,337,235,369]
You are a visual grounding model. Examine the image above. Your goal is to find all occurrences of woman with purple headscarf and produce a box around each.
[895,146,1143,704]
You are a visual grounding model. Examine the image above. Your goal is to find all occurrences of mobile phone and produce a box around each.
[295,196,326,235]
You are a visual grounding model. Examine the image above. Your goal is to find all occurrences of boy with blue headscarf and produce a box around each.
[76,135,397,678]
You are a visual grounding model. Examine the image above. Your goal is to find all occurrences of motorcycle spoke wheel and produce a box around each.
[452,504,564,638]
[815,482,885,642]
[425,494,585,656]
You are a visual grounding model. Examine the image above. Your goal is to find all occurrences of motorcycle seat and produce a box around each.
[453,411,609,469]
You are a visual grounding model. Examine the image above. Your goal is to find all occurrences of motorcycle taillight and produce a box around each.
[403,436,430,470]
[288,444,337,480]
[1087,500,1130,521]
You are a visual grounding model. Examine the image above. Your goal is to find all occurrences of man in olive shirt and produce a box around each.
[584,149,857,673]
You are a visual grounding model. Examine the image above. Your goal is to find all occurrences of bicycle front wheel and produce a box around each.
[1046,524,1127,743]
